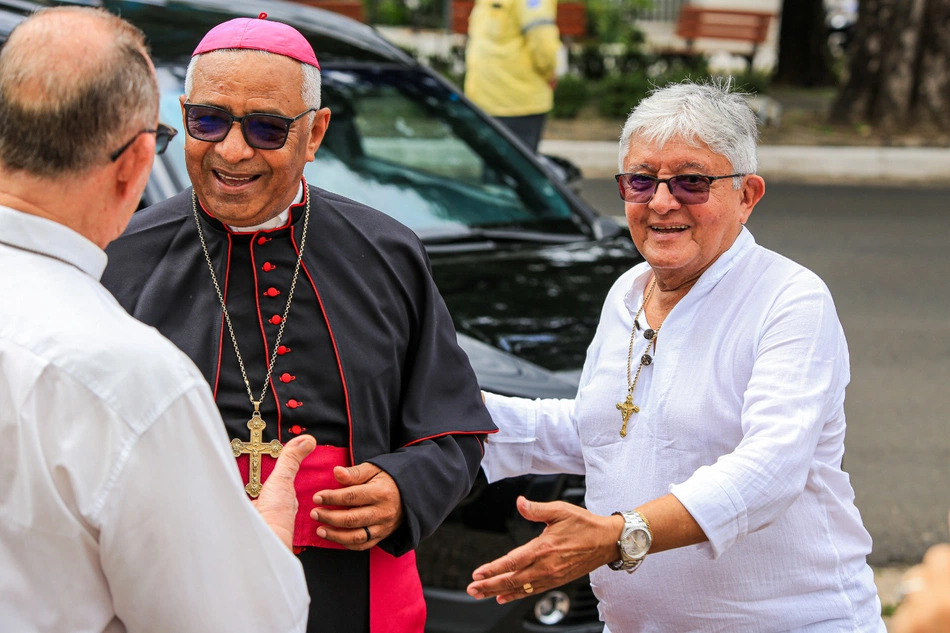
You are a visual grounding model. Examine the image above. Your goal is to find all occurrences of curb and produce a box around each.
[539,140,950,185]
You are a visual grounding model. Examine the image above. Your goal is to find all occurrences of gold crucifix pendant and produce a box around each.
[231,402,283,498]
[616,393,640,437]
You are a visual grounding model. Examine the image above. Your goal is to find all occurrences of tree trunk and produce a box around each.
[773,0,836,87]
[831,0,950,133]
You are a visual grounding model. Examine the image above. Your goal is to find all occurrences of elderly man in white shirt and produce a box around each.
[466,80,885,632]
[0,7,313,632]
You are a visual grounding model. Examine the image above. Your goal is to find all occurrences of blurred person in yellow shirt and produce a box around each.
[464,0,561,152]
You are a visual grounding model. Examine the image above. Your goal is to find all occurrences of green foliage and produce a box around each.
[552,74,590,119]
[595,73,653,118]
[573,42,607,81]
[593,56,719,119]
[424,48,466,89]
[727,68,773,95]
[585,0,652,46]
[374,0,411,26]
[372,0,443,28]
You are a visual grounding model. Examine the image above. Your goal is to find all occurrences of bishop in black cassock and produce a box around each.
[102,15,495,633]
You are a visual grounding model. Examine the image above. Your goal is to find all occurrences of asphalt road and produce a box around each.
[578,179,950,565]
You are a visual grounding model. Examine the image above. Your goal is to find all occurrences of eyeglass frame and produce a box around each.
[614,172,747,204]
[110,123,178,162]
[182,103,317,150]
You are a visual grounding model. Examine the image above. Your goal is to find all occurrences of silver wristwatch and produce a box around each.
[608,510,653,573]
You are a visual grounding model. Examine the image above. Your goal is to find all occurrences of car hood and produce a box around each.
[431,235,642,376]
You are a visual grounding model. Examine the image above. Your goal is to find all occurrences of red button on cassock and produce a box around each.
[264,287,280,297]
[257,237,271,246]
[287,399,303,409]
[277,346,291,355]
[279,373,295,383]
[268,315,282,325]
[262,262,276,272]
[290,425,304,434]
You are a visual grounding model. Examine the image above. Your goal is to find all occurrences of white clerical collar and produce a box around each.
[227,181,304,233]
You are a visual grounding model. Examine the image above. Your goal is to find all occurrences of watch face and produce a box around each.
[622,527,650,559]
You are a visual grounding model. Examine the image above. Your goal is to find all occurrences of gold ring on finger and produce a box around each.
[523,582,534,594]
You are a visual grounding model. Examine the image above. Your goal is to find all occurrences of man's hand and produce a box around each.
[311,462,403,551]
[252,435,317,550]
[892,511,950,633]
[466,496,623,604]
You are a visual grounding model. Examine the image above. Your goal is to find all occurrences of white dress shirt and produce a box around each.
[483,228,884,632]
[0,205,309,633]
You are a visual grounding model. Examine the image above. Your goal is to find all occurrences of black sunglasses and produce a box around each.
[615,172,745,205]
[110,123,178,162]
[183,103,316,150]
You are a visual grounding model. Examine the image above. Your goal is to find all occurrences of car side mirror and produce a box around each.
[537,153,583,194]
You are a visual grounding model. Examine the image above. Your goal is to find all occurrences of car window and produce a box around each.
[354,88,483,183]
[310,68,578,237]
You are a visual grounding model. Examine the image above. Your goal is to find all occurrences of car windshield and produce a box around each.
[158,66,581,239]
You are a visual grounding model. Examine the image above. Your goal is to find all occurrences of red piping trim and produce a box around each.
[211,234,233,400]
[292,215,356,465]
[250,235,283,442]
[402,428,498,450]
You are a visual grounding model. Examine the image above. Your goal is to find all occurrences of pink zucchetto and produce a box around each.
[192,12,320,69]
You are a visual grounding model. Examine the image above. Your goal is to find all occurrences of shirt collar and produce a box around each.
[624,226,756,313]
[227,181,304,233]
[0,204,107,280]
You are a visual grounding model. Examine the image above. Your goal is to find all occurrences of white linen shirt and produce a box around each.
[0,205,309,633]
[483,228,884,632]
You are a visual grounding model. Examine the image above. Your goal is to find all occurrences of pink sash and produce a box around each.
[237,446,427,632]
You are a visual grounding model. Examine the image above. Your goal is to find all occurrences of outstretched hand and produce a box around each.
[252,434,317,550]
[311,462,403,551]
[466,496,623,604]
[892,510,950,633]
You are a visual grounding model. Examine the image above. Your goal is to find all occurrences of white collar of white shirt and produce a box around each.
[0,204,107,280]
[227,181,304,233]
[623,225,756,317]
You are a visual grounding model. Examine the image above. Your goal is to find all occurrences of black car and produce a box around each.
[0,1,641,630]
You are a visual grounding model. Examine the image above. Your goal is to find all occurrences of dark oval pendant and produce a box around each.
[643,328,655,340]
[641,353,653,365]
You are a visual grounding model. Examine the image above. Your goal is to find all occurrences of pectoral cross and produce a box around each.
[231,402,282,498]
[616,393,639,437]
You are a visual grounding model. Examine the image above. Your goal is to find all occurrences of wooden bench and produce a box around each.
[452,1,587,38]
[672,6,774,67]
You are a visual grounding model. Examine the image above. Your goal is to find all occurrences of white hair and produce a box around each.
[618,78,758,186]
[184,49,321,110]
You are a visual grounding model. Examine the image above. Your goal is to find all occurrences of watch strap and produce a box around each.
[609,510,652,573]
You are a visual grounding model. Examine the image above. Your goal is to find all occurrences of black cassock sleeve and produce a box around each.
[370,435,484,556]
[365,238,494,557]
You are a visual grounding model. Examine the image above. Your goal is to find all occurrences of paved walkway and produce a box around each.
[540,139,950,184]
[876,565,909,630]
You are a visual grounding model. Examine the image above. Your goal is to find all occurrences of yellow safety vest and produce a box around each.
[464,0,561,117]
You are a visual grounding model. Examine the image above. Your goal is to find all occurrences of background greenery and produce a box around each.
[378,0,776,122]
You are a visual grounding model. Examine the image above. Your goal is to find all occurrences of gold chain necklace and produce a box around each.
[616,277,662,437]
[192,190,310,497]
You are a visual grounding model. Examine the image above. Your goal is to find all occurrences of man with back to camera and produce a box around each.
[101,13,496,633]
[0,7,316,632]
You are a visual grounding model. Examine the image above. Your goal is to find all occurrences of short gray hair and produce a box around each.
[184,49,322,110]
[618,79,759,180]
[0,6,158,176]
